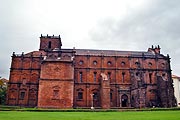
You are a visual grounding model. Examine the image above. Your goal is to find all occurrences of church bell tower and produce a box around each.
[39,34,62,51]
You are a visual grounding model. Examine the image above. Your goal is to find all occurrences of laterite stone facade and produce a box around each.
[6,35,176,108]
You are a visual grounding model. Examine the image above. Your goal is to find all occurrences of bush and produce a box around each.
[0,86,7,105]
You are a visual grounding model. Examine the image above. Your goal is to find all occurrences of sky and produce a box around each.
[0,0,180,79]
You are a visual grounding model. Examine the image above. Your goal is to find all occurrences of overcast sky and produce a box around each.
[0,0,180,79]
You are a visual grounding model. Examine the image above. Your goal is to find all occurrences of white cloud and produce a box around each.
[0,0,180,78]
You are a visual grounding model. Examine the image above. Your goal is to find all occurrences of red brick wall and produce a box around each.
[40,37,61,50]
[38,80,74,108]
[38,61,74,108]
[7,55,41,107]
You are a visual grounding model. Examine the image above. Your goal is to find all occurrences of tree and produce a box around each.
[0,77,8,105]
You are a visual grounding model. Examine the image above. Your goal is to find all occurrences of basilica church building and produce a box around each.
[6,35,176,108]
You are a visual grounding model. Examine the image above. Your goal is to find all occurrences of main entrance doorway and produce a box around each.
[121,94,128,107]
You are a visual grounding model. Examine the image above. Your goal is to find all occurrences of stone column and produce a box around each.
[100,73,110,109]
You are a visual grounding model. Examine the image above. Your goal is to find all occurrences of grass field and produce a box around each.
[1,111,180,120]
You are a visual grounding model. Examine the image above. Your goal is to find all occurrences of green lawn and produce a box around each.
[0,111,180,120]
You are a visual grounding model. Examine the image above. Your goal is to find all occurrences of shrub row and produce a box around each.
[1,105,180,112]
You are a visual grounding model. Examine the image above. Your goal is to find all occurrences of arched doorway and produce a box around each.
[121,94,128,107]
[91,89,100,108]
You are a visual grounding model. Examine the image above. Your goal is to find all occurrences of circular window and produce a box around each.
[93,61,97,65]
[121,61,125,66]
[107,61,112,66]
[79,60,83,65]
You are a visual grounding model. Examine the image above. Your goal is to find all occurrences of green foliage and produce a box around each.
[1,106,180,120]
[1,105,180,112]
[0,111,180,120]
[0,80,7,105]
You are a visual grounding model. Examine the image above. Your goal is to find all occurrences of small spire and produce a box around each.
[12,52,15,56]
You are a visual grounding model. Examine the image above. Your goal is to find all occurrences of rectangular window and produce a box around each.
[108,72,111,80]
[93,92,98,100]
[149,73,152,83]
[94,72,97,82]
[78,92,83,100]
[80,72,83,82]
[110,92,113,101]
[122,72,125,83]
[53,90,59,98]
[53,90,59,99]
[20,92,25,100]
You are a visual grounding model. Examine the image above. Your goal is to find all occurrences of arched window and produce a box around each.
[91,89,100,107]
[77,88,84,100]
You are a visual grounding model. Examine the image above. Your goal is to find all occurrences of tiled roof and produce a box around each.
[24,51,46,57]
[14,48,166,58]
[75,49,165,58]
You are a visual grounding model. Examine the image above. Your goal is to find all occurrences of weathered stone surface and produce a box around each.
[38,60,74,108]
